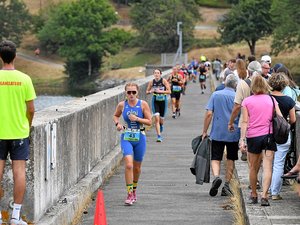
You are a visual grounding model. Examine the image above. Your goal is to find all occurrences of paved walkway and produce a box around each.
[78,79,235,225]
[77,76,300,225]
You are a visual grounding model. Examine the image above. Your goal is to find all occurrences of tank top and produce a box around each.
[152,78,166,94]
[171,74,180,86]
[122,99,144,129]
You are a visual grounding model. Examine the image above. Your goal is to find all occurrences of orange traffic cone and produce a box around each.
[93,190,107,225]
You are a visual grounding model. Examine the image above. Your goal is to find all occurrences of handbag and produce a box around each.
[269,95,290,144]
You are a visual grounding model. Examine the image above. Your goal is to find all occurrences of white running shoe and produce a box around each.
[10,218,28,225]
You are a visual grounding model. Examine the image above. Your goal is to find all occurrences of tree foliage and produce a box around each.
[218,0,273,55]
[271,0,300,55]
[37,0,131,82]
[130,0,200,53]
[0,0,31,46]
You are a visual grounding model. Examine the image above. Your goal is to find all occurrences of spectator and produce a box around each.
[202,74,240,197]
[269,73,296,200]
[240,75,281,207]
[261,61,271,80]
[0,40,36,225]
[228,61,262,162]
[276,66,300,102]
[234,58,248,81]
[34,48,40,57]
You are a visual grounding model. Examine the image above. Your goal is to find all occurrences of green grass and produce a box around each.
[102,48,160,71]
[196,0,231,8]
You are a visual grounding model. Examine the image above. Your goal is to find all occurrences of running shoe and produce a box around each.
[157,136,163,142]
[10,218,28,225]
[209,177,222,197]
[160,124,164,133]
[221,185,233,196]
[201,91,204,94]
[132,191,137,203]
[125,193,134,205]
[172,113,176,119]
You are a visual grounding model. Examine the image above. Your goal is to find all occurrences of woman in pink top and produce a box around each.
[240,75,282,206]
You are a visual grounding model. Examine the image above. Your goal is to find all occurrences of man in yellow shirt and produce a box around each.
[0,40,36,225]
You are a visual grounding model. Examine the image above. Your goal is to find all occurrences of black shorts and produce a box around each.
[152,99,167,118]
[199,79,206,83]
[211,140,239,161]
[246,134,277,154]
[170,92,181,100]
[0,138,30,160]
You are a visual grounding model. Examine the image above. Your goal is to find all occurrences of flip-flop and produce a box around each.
[281,171,298,179]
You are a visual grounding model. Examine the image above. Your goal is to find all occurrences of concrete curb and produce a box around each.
[36,146,122,225]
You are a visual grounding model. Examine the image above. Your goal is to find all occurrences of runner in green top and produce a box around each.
[0,40,36,225]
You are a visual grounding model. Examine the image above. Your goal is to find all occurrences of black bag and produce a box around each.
[269,95,290,144]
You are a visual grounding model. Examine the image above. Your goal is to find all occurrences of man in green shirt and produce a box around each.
[0,40,36,225]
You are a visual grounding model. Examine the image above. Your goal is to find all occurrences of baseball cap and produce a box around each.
[247,60,262,73]
[261,55,271,64]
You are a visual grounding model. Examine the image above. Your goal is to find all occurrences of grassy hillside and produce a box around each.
[18,1,300,95]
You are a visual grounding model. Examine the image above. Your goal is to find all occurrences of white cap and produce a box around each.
[261,55,271,64]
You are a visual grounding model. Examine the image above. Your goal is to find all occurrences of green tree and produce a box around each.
[271,0,300,55]
[0,0,31,46]
[37,0,131,82]
[218,0,273,55]
[130,0,200,53]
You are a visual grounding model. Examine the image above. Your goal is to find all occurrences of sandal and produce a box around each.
[281,171,298,179]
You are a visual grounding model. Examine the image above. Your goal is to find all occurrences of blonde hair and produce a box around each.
[268,72,289,91]
[125,82,139,92]
[236,59,247,80]
[251,74,271,94]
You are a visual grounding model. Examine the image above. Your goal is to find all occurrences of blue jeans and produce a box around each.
[270,133,291,195]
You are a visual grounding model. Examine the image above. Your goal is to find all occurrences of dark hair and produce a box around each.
[276,65,297,88]
[0,40,16,64]
[247,55,256,63]
[154,68,162,74]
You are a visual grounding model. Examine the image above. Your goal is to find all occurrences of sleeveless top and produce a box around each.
[152,78,166,93]
[171,74,180,86]
[122,99,144,129]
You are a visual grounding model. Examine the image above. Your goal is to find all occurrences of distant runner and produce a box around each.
[146,69,171,142]
[168,66,184,119]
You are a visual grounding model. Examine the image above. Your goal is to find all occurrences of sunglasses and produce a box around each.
[127,91,137,95]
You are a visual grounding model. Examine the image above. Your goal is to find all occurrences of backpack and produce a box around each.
[269,95,290,144]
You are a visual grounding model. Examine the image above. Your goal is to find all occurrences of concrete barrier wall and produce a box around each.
[0,70,170,223]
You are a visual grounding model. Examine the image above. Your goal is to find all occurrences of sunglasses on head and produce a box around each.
[127,91,137,95]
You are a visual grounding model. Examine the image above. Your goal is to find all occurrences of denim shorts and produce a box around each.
[0,138,30,160]
[247,134,277,154]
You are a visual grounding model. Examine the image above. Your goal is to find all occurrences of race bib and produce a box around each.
[155,94,165,101]
[199,75,206,80]
[123,129,140,142]
[172,85,182,92]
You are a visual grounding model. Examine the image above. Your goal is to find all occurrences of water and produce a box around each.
[35,95,77,111]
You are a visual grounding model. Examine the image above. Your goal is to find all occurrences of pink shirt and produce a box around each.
[242,94,277,138]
